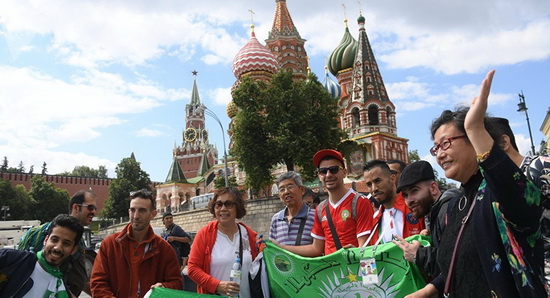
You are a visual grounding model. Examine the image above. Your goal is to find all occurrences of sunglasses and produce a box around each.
[77,204,97,211]
[215,200,236,209]
[130,189,153,198]
[318,166,344,175]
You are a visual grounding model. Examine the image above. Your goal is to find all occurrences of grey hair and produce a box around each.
[276,171,304,187]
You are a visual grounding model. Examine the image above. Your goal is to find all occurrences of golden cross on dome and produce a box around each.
[248,9,255,30]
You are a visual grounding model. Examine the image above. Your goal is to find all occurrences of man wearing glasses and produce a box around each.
[18,189,98,297]
[274,149,374,256]
[91,189,182,297]
[270,171,316,246]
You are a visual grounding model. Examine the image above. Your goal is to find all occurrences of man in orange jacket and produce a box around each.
[91,189,182,297]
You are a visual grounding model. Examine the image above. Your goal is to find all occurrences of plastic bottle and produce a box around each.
[229,256,241,297]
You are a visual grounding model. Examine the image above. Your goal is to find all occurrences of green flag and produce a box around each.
[145,287,222,297]
[263,235,430,297]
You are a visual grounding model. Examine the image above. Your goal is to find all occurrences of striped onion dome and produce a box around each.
[232,30,279,79]
[323,66,341,99]
[226,100,238,118]
[327,19,357,76]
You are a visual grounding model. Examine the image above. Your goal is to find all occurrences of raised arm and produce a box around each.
[464,70,495,158]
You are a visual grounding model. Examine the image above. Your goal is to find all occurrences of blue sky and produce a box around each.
[1,0,549,183]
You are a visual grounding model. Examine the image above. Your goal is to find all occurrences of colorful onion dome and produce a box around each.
[327,19,357,76]
[226,100,238,118]
[232,29,279,79]
[323,66,341,99]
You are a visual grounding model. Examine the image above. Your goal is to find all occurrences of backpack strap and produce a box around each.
[351,191,361,220]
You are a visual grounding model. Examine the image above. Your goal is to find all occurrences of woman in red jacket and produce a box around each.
[188,187,259,297]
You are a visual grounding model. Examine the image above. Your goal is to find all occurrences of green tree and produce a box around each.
[0,179,33,220]
[408,149,420,163]
[231,71,345,191]
[57,165,108,178]
[101,157,151,219]
[41,162,47,175]
[1,157,7,173]
[17,161,25,173]
[213,175,238,189]
[28,175,70,223]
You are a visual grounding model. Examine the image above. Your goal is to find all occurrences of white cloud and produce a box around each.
[0,65,183,149]
[135,128,166,137]
[515,133,536,156]
[210,87,232,106]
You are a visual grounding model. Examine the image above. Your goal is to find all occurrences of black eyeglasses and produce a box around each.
[77,204,97,211]
[318,166,344,175]
[430,135,466,156]
[214,201,236,209]
[130,189,153,199]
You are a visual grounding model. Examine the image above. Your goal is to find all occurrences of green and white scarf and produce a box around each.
[36,251,69,298]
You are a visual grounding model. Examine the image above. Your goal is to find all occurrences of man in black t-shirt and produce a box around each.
[162,212,191,268]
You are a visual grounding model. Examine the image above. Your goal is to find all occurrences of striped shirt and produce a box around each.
[270,204,315,246]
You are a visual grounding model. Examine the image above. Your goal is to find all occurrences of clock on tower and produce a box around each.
[184,127,197,142]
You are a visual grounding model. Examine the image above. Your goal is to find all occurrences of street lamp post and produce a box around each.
[517,91,536,156]
[201,106,230,187]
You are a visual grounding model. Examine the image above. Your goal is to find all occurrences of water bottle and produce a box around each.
[229,256,241,297]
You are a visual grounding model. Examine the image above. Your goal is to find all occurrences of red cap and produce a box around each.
[312,149,345,168]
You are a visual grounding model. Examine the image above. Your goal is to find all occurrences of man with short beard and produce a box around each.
[18,189,98,296]
[91,189,182,297]
[0,214,84,297]
[392,161,460,277]
[363,160,425,246]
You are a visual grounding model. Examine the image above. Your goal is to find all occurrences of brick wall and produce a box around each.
[99,196,285,239]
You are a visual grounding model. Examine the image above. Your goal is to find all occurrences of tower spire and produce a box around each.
[265,0,309,79]
[190,70,200,106]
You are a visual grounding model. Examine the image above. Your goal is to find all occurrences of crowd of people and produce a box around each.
[1,70,548,297]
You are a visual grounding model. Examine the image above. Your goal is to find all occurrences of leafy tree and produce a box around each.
[28,165,34,175]
[213,175,238,189]
[408,149,420,163]
[28,175,70,223]
[1,157,7,173]
[101,157,151,219]
[41,162,47,175]
[57,165,108,178]
[231,71,345,191]
[17,161,25,173]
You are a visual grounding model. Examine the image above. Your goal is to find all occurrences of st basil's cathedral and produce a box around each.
[155,0,409,211]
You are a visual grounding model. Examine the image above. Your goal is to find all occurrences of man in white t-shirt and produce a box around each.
[0,214,84,297]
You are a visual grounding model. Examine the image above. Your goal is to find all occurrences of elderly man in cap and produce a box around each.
[273,149,374,256]
[392,161,460,277]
